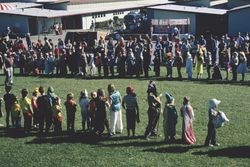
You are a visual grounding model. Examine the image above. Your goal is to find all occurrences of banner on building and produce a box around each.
[151,18,190,26]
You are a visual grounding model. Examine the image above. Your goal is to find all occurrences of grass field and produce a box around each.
[0,68,250,167]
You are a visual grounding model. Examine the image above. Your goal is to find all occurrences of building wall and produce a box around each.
[228,7,250,35]
[37,17,61,34]
[150,10,196,34]
[0,14,29,35]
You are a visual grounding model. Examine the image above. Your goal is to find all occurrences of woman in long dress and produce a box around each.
[180,96,196,145]
[195,46,204,79]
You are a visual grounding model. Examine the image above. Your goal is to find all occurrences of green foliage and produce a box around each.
[0,68,250,167]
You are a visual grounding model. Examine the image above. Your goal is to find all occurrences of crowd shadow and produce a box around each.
[0,127,38,138]
[25,131,144,145]
[192,146,250,158]
[143,144,204,154]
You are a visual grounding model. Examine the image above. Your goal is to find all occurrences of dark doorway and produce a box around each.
[62,15,82,30]
[28,18,38,35]
[196,14,228,37]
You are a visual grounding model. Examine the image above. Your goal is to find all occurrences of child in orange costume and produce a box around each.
[52,97,62,133]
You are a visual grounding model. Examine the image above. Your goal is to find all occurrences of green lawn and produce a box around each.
[0,68,250,167]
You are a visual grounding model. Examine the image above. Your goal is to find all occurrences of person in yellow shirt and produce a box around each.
[11,96,21,129]
[19,89,33,133]
[52,97,62,133]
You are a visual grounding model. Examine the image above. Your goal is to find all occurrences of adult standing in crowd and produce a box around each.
[37,86,51,134]
[3,85,15,128]
[144,80,162,139]
[108,84,123,136]
[143,37,153,78]
[3,52,14,86]
[107,37,115,77]
[122,86,139,137]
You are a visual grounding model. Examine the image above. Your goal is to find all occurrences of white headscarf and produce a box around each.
[209,98,221,109]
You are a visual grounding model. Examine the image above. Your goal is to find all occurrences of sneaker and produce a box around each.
[214,143,220,146]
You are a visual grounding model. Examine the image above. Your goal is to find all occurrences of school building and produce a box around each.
[0,0,249,36]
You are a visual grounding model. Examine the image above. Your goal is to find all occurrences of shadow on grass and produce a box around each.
[143,144,204,154]
[0,127,38,138]
[192,146,250,158]
[25,131,144,145]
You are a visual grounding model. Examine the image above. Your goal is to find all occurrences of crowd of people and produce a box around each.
[0,80,229,147]
[0,31,249,86]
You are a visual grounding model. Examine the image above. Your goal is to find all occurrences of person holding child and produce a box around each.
[122,86,139,137]
[19,89,33,133]
[180,96,196,145]
[163,93,178,143]
[65,93,77,133]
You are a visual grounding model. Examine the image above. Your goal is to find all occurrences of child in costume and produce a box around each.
[180,97,196,145]
[144,80,162,139]
[122,86,139,137]
[95,89,110,135]
[165,53,174,79]
[185,52,193,80]
[19,89,33,133]
[31,88,40,129]
[11,96,21,129]
[3,85,16,128]
[64,93,77,133]
[88,91,97,130]
[205,98,221,147]
[79,90,90,131]
[163,93,178,143]
[237,51,248,81]
[52,97,62,133]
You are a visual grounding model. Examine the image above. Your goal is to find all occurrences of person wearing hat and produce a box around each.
[79,89,90,131]
[163,93,178,143]
[204,98,221,147]
[122,86,139,137]
[180,96,196,145]
[144,80,162,139]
